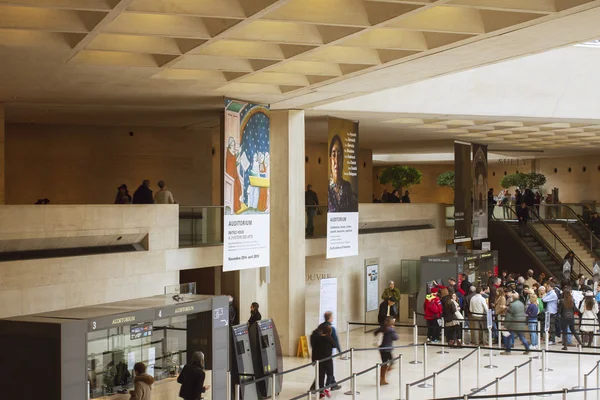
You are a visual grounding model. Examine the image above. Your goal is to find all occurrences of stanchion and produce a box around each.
[235,384,240,400]
[433,372,438,399]
[409,329,422,364]
[471,346,486,393]
[538,350,550,398]
[484,341,497,369]
[396,354,404,400]
[573,346,583,389]
[315,361,319,395]
[539,349,553,372]
[495,378,500,397]
[584,375,588,400]
[529,359,533,394]
[458,358,463,396]
[562,388,568,400]
[344,349,360,395]
[437,319,449,354]
[343,321,350,360]
[352,373,357,400]
[375,364,381,400]
[484,327,496,357]
[531,322,541,359]
[596,361,600,400]
[514,366,518,399]
[406,384,410,400]
[418,343,432,388]
[227,371,231,400]
[271,373,277,400]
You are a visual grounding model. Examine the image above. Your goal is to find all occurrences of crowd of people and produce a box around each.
[423,269,600,354]
[374,189,411,203]
[115,180,176,205]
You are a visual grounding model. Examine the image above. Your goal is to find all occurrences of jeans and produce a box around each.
[318,360,334,393]
[505,331,530,352]
[560,318,581,348]
[426,319,441,341]
[306,208,316,235]
[549,314,557,342]
[528,321,538,347]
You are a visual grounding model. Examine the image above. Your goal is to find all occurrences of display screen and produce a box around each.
[236,340,245,355]
[261,334,270,349]
[130,322,153,340]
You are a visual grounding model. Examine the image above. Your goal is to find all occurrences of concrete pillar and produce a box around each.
[268,110,306,355]
[0,104,4,204]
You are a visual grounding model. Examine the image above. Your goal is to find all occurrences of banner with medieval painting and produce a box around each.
[326,117,359,259]
[454,141,472,243]
[223,99,270,271]
[472,143,488,240]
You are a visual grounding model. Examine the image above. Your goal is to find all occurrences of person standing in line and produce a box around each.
[501,292,531,355]
[463,286,476,345]
[495,287,508,345]
[526,293,539,350]
[401,191,411,203]
[542,282,559,345]
[305,184,319,237]
[318,312,342,391]
[469,286,489,346]
[311,324,336,398]
[390,190,400,203]
[374,317,399,385]
[378,297,398,326]
[178,351,210,400]
[559,289,583,350]
[129,362,154,400]
[460,274,472,297]
[442,291,461,347]
[525,269,538,289]
[133,180,153,204]
[115,184,132,204]
[580,291,598,347]
[248,302,262,327]
[424,288,443,343]
[154,180,175,204]
[381,281,401,302]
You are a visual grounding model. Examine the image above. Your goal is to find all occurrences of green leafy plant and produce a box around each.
[436,171,455,191]
[378,166,423,193]
[500,172,546,189]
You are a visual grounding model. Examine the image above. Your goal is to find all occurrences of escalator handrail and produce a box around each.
[556,204,600,252]
[529,207,593,277]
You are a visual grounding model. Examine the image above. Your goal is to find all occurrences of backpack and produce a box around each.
[426,298,441,318]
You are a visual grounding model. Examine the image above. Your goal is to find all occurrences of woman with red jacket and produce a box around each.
[424,288,443,343]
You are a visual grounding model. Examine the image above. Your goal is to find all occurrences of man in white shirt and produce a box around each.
[154,180,175,204]
[469,286,489,346]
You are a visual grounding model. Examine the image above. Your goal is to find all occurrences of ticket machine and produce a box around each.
[249,319,282,398]
[231,324,258,400]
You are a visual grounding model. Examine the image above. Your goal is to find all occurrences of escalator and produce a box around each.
[490,206,592,281]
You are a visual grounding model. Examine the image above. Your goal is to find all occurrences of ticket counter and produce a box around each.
[0,294,229,400]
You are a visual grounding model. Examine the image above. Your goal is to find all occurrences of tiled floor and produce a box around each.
[276,327,599,400]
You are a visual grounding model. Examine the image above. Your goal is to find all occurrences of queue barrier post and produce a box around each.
[344,321,350,360]
[538,350,550,398]
[540,348,553,372]
[418,343,432,388]
[314,361,319,396]
[437,319,449,354]
[458,357,463,396]
[433,372,438,399]
[235,384,240,400]
[226,371,231,400]
[584,374,588,400]
[484,339,498,369]
[529,359,533,400]
[471,346,486,393]
[495,378,500,398]
[406,384,410,400]
[573,346,583,390]
[396,354,404,400]
[375,363,381,400]
[532,322,541,359]
[352,373,357,400]
[596,361,600,400]
[344,348,360,396]
[409,325,422,365]
[271,373,277,400]
[514,366,518,400]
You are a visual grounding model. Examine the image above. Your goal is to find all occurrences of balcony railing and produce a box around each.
[179,206,223,247]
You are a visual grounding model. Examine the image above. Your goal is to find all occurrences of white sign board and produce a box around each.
[482,242,491,252]
[366,264,379,312]
[319,278,338,329]
[327,213,359,259]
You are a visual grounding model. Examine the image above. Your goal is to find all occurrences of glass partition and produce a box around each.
[179,206,223,247]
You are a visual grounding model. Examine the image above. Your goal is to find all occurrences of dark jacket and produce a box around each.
[318,321,341,352]
[178,364,206,400]
[305,190,319,206]
[460,280,472,296]
[229,303,239,326]
[248,311,262,327]
[559,299,576,320]
[310,331,336,362]
[401,195,410,203]
[517,206,529,222]
[133,185,154,204]
[442,298,458,323]
[374,326,399,349]
[378,301,398,326]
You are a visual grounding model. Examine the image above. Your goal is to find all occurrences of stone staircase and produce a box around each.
[533,223,595,272]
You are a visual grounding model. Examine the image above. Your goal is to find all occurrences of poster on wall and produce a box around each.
[326,117,359,259]
[319,278,338,329]
[223,99,270,271]
[472,143,488,240]
[365,263,379,312]
[454,141,472,243]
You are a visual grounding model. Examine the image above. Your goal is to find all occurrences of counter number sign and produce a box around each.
[213,307,228,328]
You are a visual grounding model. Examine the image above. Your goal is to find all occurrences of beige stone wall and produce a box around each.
[0,205,179,318]
[5,124,214,206]
[538,155,600,202]
[305,143,373,204]
[0,105,4,205]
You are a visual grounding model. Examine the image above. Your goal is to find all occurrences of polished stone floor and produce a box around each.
[275,326,599,400]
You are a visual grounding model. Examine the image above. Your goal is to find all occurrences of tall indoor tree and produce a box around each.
[378,165,423,194]
[436,171,455,191]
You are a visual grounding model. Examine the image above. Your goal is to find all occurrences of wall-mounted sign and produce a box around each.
[306,273,334,281]
[498,159,528,166]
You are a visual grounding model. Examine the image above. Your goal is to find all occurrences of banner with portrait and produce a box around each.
[326,117,359,259]
[223,99,270,271]
[472,143,488,240]
[454,141,472,243]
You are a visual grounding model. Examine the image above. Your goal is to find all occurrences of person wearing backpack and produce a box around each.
[424,288,443,343]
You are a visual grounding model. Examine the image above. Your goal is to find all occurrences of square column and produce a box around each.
[269,110,306,356]
[0,104,4,204]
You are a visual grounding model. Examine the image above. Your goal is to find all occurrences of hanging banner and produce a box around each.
[472,143,488,240]
[326,117,359,259]
[223,99,270,271]
[454,141,472,243]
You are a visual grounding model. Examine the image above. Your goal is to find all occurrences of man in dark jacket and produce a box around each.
[378,298,398,326]
[310,325,337,397]
[460,274,471,296]
[517,202,529,237]
[133,180,153,204]
[317,312,342,391]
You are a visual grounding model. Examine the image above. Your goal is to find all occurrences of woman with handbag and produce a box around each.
[178,351,210,400]
[374,317,398,385]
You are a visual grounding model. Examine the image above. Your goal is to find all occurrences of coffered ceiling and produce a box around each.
[1,0,600,111]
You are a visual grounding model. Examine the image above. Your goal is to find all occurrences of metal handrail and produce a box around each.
[529,207,593,278]
[554,204,600,257]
